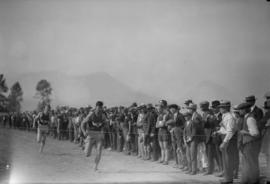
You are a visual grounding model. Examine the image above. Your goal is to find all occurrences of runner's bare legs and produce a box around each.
[39,135,46,153]
[94,141,103,171]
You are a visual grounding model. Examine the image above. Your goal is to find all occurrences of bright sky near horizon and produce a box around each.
[0,0,270,106]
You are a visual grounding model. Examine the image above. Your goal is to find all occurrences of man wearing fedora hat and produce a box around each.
[231,105,243,179]
[261,100,270,184]
[185,103,204,174]
[245,95,264,123]
[237,102,261,184]
[187,103,206,173]
[216,100,238,184]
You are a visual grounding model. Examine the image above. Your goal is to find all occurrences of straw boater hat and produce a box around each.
[263,99,270,109]
[232,104,240,112]
[211,100,220,109]
[138,103,146,109]
[199,101,209,110]
[187,103,197,110]
[234,102,253,110]
[183,111,192,117]
[184,99,193,106]
[264,91,270,99]
[156,100,167,108]
[245,95,257,103]
[218,100,231,108]
[168,104,179,110]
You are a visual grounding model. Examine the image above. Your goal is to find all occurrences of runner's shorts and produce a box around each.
[158,128,170,142]
[86,130,104,144]
[84,131,104,156]
[37,125,48,143]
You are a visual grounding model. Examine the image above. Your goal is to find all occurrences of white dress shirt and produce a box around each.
[218,112,237,143]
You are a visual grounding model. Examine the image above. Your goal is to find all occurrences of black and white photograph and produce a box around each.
[0,0,270,184]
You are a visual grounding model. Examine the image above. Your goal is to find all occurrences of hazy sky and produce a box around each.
[1,0,270,105]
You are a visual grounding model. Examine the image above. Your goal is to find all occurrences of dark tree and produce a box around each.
[7,82,23,112]
[0,74,8,93]
[35,79,52,111]
[0,74,9,112]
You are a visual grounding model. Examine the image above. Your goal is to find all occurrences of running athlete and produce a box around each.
[81,101,107,171]
[35,104,51,153]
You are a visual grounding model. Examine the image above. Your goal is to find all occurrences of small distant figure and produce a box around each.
[35,104,51,153]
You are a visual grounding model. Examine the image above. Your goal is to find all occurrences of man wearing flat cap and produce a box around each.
[216,100,238,184]
[264,91,270,100]
[183,110,198,175]
[146,104,159,161]
[136,103,148,159]
[200,101,219,175]
[115,106,125,152]
[210,100,224,177]
[245,95,263,123]
[128,106,139,156]
[141,104,153,160]
[167,104,186,168]
[237,102,261,184]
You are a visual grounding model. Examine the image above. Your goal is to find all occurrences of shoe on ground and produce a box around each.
[203,172,213,176]
[182,167,189,171]
[178,165,184,169]
[158,160,164,163]
[219,179,233,184]
[163,161,169,165]
[185,170,191,174]
[215,172,224,177]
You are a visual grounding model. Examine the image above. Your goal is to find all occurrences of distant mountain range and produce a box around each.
[4,62,269,111]
[5,72,159,110]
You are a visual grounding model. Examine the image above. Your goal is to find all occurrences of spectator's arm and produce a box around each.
[81,112,92,136]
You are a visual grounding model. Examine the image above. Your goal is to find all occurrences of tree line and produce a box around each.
[0,74,52,113]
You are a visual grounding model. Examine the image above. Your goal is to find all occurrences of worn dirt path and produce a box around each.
[1,129,222,184]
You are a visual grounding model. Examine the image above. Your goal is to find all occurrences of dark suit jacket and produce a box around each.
[251,106,263,122]
[251,106,264,131]
[202,110,216,144]
[184,120,199,143]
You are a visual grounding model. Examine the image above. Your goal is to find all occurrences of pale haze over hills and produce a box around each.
[5,72,160,110]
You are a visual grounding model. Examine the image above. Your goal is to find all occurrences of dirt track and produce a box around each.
[1,129,221,183]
